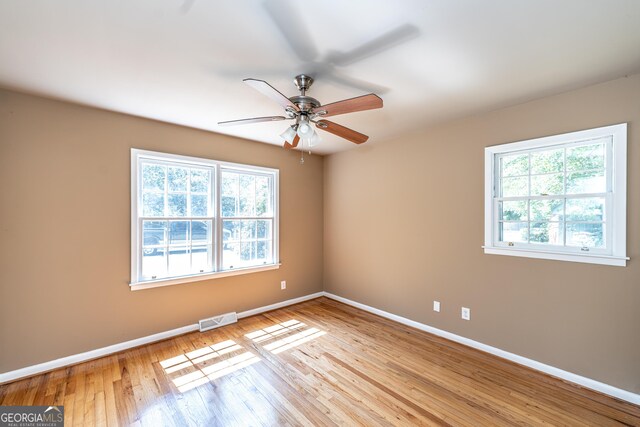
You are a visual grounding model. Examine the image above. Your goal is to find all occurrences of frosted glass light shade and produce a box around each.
[309,130,321,147]
[297,121,314,139]
[279,125,297,143]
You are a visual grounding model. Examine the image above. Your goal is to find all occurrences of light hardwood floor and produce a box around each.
[1,297,639,426]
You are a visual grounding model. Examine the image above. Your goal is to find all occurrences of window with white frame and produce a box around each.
[484,123,627,266]
[131,149,279,289]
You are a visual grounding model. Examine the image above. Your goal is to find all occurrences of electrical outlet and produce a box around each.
[280,280,286,290]
[433,301,440,312]
[461,307,471,320]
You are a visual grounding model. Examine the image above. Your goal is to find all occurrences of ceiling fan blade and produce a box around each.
[243,78,299,111]
[316,120,369,144]
[314,94,383,118]
[218,116,287,126]
[328,24,420,67]
[263,0,318,62]
[284,135,300,149]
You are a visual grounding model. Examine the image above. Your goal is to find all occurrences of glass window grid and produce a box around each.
[134,155,277,284]
[220,168,275,268]
[141,220,214,279]
[494,138,611,253]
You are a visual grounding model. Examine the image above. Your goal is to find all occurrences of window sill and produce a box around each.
[130,263,281,291]
[483,247,628,267]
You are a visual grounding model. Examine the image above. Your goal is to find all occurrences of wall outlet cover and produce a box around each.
[461,307,471,320]
[433,301,440,312]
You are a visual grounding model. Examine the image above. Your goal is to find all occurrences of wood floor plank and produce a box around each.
[1,297,638,426]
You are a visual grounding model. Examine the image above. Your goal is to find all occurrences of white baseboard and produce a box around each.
[238,292,324,319]
[0,292,324,385]
[322,292,640,406]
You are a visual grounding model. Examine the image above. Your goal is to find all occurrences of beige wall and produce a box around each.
[0,89,324,372]
[324,74,640,393]
[2,73,639,395]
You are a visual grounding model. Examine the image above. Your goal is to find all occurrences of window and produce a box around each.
[131,149,279,289]
[484,124,627,266]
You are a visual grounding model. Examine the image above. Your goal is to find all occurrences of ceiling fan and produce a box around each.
[218,74,383,150]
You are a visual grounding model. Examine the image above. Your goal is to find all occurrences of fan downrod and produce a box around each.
[293,74,314,93]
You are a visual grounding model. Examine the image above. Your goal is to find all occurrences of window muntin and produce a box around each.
[484,123,627,266]
[132,150,278,287]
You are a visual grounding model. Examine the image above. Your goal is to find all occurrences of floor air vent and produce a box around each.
[199,312,238,332]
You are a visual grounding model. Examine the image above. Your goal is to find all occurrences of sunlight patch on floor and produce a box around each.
[159,339,260,393]
[245,319,326,354]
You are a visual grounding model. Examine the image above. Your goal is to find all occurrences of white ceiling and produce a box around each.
[1,1,640,154]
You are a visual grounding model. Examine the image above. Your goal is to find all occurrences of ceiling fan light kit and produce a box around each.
[218,74,383,158]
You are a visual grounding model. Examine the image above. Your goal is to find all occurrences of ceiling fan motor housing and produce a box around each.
[289,95,320,112]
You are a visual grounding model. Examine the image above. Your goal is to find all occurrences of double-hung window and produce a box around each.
[484,123,627,266]
[131,149,279,289]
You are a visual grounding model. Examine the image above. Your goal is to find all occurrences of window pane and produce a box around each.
[257,241,272,263]
[499,201,528,221]
[530,199,563,221]
[168,247,191,277]
[241,220,256,239]
[190,169,210,193]
[566,198,604,222]
[143,193,165,216]
[566,142,605,172]
[566,170,605,194]
[501,154,528,177]
[531,149,563,174]
[499,222,528,243]
[256,176,271,216]
[142,247,167,279]
[142,164,165,191]
[169,221,189,245]
[143,221,167,248]
[223,220,240,242]
[531,173,563,195]
[192,221,212,244]
[191,194,209,217]
[223,243,240,269]
[168,167,188,192]
[168,194,187,216]
[222,196,236,217]
[222,196,238,217]
[530,222,563,245]
[221,173,238,217]
[241,241,256,263]
[239,174,256,216]
[566,223,604,248]
[501,176,528,197]
[192,246,212,274]
[257,220,272,239]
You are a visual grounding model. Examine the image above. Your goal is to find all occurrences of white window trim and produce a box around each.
[130,149,280,290]
[483,123,628,267]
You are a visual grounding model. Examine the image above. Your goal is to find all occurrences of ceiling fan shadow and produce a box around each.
[261,0,419,94]
[263,0,319,62]
[180,0,196,14]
